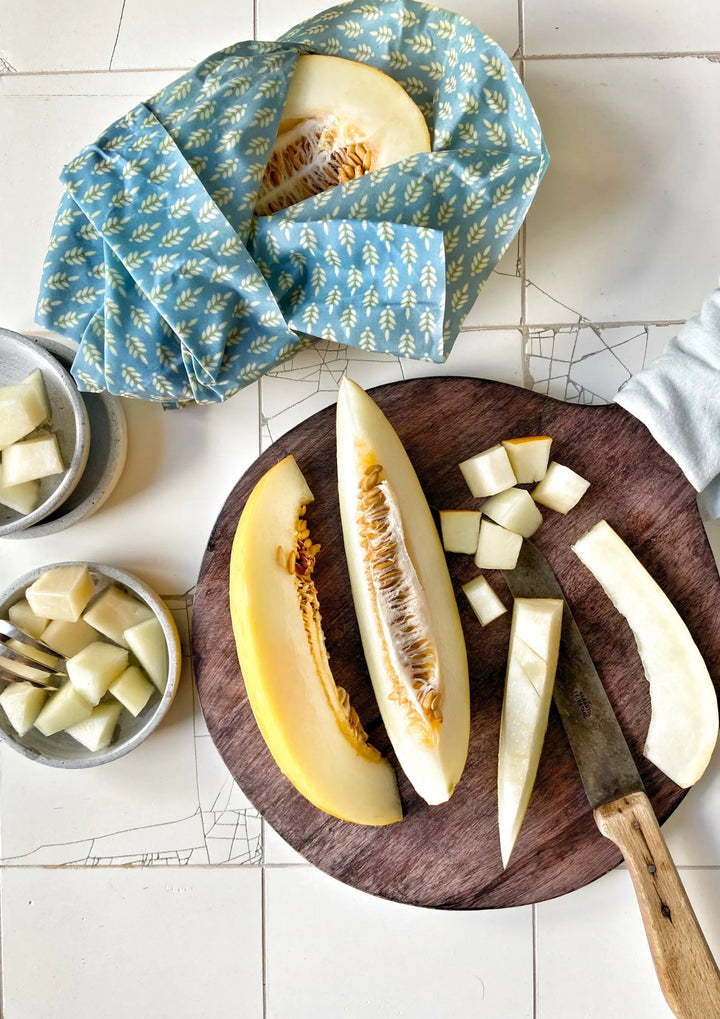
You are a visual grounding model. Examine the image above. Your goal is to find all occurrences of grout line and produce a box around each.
[253,0,258,42]
[523,50,720,60]
[517,0,525,58]
[532,903,538,1019]
[458,319,685,333]
[108,0,128,72]
[261,863,268,1019]
[1,51,718,82]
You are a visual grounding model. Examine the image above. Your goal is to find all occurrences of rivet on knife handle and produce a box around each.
[595,790,720,1019]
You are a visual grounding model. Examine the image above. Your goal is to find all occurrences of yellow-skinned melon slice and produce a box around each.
[336,378,470,805]
[255,55,431,216]
[229,454,401,826]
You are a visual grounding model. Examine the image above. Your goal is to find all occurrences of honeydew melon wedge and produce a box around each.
[229,453,401,826]
[256,55,431,216]
[336,378,470,805]
[498,597,563,867]
[572,520,718,788]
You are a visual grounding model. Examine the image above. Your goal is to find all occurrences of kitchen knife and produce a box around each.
[503,540,720,1019]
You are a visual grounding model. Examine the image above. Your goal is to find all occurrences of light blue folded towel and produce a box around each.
[615,287,720,518]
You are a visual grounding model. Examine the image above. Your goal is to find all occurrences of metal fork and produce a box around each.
[0,618,66,688]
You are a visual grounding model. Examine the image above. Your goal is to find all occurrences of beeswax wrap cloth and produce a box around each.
[36,0,548,404]
[615,285,720,519]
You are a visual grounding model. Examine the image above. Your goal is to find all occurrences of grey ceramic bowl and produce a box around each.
[0,331,91,537]
[3,333,128,539]
[0,562,181,768]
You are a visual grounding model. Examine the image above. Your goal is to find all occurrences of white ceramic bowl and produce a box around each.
[0,562,181,768]
[0,330,91,537]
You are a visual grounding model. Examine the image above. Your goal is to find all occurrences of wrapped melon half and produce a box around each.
[336,378,471,805]
[255,54,431,215]
[229,454,401,826]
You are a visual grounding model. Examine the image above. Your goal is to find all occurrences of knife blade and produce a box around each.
[502,540,720,1019]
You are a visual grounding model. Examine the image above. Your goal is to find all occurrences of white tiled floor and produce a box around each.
[1,2,720,1018]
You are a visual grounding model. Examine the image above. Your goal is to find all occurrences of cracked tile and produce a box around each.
[0,1,125,72]
[111,0,253,70]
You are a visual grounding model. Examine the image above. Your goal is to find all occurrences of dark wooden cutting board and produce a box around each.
[192,377,720,909]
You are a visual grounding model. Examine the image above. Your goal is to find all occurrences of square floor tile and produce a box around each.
[1,866,263,1019]
[536,867,720,1018]
[405,327,527,387]
[524,0,720,55]
[523,58,720,325]
[0,1,125,72]
[265,866,534,1018]
[111,0,254,70]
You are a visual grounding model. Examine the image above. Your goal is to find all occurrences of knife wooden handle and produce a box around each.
[594,790,720,1018]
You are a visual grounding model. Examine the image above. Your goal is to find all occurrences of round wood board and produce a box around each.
[193,377,720,909]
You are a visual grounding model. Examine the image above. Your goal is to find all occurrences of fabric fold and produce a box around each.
[36,0,549,404]
[615,287,720,518]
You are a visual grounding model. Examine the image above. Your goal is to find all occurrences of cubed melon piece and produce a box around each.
[109,665,155,717]
[501,436,552,484]
[474,519,523,570]
[67,641,129,705]
[0,372,49,449]
[40,618,99,658]
[532,461,590,514]
[82,585,154,648]
[124,617,167,692]
[481,488,543,538]
[34,682,93,736]
[439,510,481,554]
[25,565,95,622]
[65,701,123,752]
[0,478,40,515]
[8,599,48,640]
[462,575,508,626]
[0,681,49,736]
[1,431,64,485]
[459,444,517,498]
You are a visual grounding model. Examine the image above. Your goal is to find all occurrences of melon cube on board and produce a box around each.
[83,585,154,648]
[8,599,48,640]
[34,682,94,736]
[481,488,543,539]
[501,437,552,484]
[474,519,523,570]
[124,617,167,692]
[1,431,64,485]
[439,510,481,554]
[26,565,95,622]
[0,373,49,449]
[0,681,49,736]
[109,665,155,717]
[459,444,516,498]
[40,618,99,658]
[67,641,129,705]
[532,462,590,514]
[462,575,507,626]
[0,478,40,515]
[65,701,123,752]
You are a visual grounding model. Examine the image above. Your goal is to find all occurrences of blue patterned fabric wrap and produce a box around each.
[36,0,548,404]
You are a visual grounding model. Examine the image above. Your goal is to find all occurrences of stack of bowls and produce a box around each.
[0,328,127,539]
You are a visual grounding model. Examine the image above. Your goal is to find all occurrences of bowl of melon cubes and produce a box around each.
[0,562,181,767]
[0,332,91,537]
